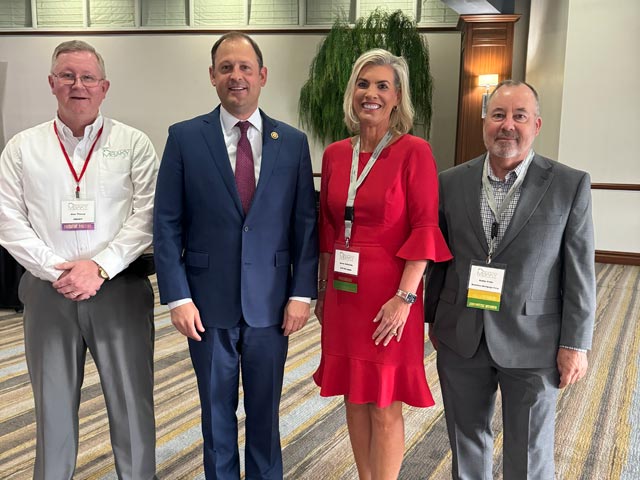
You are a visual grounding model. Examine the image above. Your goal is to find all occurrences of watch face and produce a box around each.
[406,293,417,304]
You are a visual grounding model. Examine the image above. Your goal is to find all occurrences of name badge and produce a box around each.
[61,200,96,230]
[333,247,359,293]
[466,260,506,311]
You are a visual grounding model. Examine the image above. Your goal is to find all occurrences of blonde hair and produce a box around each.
[343,49,414,135]
[51,40,106,78]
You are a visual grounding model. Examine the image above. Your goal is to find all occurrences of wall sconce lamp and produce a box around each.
[478,74,499,118]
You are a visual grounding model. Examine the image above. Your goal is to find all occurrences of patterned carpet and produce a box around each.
[0,263,639,479]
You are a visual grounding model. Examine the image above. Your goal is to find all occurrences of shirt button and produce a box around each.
[243,226,249,232]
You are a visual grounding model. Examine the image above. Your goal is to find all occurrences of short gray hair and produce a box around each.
[51,40,106,78]
[489,79,540,116]
[343,49,414,135]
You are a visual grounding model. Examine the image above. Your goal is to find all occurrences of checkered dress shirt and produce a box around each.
[480,151,534,248]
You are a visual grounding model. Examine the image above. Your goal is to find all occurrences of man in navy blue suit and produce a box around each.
[153,32,318,479]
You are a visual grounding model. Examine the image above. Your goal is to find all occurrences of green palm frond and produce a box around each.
[299,9,434,144]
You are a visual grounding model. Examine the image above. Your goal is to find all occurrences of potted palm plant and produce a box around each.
[299,9,434,144]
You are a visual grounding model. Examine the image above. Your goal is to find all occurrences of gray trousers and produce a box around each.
[19,271,157,480]
[436,338,559,480]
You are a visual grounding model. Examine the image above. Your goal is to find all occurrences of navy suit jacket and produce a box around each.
[153,107,318,328]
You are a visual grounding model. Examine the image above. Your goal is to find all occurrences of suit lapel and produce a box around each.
[250,110,282,212]
[462,156,489,254]
[200,107,244,216]
[494,154,554,256]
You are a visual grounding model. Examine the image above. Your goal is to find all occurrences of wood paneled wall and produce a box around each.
[454,14,520,165]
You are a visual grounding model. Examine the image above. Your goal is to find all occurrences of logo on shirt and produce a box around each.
[102,147,131,158]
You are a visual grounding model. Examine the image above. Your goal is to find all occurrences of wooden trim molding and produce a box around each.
[595,250,640,266]
[456,14,521,26]
[313,172,639,266]
[591,183,640,191]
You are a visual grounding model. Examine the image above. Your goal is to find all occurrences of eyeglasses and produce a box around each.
[52,72,104,88]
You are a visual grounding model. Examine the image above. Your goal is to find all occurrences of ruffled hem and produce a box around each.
[396,225,452,262]
[313,354,435,408]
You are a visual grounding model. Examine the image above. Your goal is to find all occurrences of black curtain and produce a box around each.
[0,247,24,311]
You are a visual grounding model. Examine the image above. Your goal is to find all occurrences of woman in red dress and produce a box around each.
[313,49,452,479]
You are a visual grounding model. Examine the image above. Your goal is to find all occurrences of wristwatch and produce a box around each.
[97,265,110,280]
[395,289,417,304]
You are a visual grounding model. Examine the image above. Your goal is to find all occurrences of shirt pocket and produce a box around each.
[98,151,132,198]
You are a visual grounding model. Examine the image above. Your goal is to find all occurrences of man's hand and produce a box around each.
[557,347,588,388]
[53,260,104,301]
[170,302,205,341]
[282,299,310,336]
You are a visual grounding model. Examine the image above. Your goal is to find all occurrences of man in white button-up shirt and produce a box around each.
[0,40,158,479]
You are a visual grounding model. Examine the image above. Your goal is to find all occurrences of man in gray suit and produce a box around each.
[425,80,595,479]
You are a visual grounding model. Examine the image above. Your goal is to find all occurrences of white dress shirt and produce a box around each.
[168,106,309,311]
[0,115,159,282]
[220,105,263,182]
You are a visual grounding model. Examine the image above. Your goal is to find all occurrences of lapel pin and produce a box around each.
[271,131,279,140]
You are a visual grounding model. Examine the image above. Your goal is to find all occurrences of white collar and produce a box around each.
[484,149,535,182]
[54,113,104,142]
[219,106,263,135]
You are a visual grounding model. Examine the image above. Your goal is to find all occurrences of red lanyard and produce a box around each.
[54,122,104,198]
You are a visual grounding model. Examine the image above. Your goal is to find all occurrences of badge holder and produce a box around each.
[333,244,360,293]
[466,259,507,311]
[333,131,392,294]
[54,121,102,231]
[61,198,96,231]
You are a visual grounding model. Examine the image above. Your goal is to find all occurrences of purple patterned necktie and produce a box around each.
[235,121,255,214]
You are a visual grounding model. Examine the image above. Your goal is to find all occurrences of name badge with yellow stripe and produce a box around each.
[466,260,506,311]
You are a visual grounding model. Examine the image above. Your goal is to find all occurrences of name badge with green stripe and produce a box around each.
[334,247,359,293]
[466,260,506,311]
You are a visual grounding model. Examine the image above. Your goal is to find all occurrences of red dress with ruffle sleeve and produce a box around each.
[313,134,452,408]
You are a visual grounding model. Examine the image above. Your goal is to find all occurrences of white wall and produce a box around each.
[527,0,640,253]
[526,0,569,160]
[0,34,325,164]
[0,32,461,177]
[511,0,531,82]
[425,31,460,172]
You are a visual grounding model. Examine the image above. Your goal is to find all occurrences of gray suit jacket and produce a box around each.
[425,153,596,368]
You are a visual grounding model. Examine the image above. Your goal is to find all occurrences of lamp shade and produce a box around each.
[478,74,499,87]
